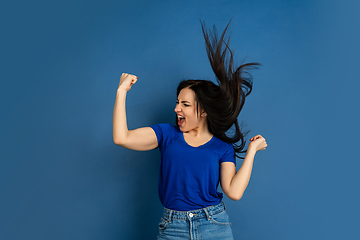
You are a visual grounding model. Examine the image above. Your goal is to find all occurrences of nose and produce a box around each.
[174,103,181,113]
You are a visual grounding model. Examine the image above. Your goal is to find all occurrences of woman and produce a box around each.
[113,21,267,239]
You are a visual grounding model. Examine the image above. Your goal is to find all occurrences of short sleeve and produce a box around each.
[150,124,163,147]
[220,144,236,165]
[150,123,177,150]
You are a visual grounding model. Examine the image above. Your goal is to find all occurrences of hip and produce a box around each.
[157,201,234,240]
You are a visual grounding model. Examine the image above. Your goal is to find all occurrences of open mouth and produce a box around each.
[177,115,185,126]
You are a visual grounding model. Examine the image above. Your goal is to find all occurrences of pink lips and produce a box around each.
[177,115,185,126]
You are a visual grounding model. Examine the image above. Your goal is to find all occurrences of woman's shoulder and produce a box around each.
[211,136,234,151]
[151,123,180,136]
[150,123,181,146]
[210,136,235,162]
[154,123,178,131]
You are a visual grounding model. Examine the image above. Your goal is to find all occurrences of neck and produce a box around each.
[185,119,212,138]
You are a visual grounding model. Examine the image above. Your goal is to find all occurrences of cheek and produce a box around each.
[187,114,200,125]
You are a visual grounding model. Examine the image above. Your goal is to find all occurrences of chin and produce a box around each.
[178,125,188,132]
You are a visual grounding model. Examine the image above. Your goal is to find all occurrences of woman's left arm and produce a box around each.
[220,135,267,201]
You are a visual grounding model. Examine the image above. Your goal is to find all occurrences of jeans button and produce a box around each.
[189,213,193,218]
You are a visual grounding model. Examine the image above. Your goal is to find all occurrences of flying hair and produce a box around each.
[176,20,261,159]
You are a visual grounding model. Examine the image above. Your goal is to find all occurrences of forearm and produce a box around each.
[228,147,256,200]
[113,88,129,144]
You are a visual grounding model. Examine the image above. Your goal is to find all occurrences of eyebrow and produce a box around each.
[177,100,191,104]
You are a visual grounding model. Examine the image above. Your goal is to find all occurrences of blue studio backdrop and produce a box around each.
[1,0,360,239]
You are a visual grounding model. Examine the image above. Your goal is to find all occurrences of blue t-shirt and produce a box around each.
[150,123,235,211]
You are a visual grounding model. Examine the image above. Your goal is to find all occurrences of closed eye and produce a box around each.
[176,100,191,107]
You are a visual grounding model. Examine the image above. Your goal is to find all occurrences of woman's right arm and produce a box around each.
[113,73,158,151]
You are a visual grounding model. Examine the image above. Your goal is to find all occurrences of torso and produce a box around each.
[150,123,235,211]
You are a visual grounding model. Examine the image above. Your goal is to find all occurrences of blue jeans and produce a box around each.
[157,202,234,240]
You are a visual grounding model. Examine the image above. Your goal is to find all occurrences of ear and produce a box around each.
[200,110,207,117]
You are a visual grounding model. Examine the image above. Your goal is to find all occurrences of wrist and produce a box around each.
[247,145,257,154]
[117,87,128,94]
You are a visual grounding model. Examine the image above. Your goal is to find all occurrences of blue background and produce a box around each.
[1,0,359,239]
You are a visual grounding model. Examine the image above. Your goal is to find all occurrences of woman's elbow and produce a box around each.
[113,137,126,146]
[227,192,243,201]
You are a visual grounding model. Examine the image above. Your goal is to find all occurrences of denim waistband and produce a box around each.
[163,202,226,222]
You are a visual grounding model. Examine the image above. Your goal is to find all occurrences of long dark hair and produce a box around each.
[176,20,260,159]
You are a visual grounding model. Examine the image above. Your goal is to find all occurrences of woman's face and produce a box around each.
[174,88,205,132]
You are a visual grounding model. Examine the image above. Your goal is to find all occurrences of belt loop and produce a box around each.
[203,207,210,221]
[168,210,173,223]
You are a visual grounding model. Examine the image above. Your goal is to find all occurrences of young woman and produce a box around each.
[113,22,267,240]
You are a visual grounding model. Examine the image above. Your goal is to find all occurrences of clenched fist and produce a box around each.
[118,73,138,91]
[248,134,267,152]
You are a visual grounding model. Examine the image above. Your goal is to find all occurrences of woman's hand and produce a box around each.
[248,134,267,152]
[118,73,138,91]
